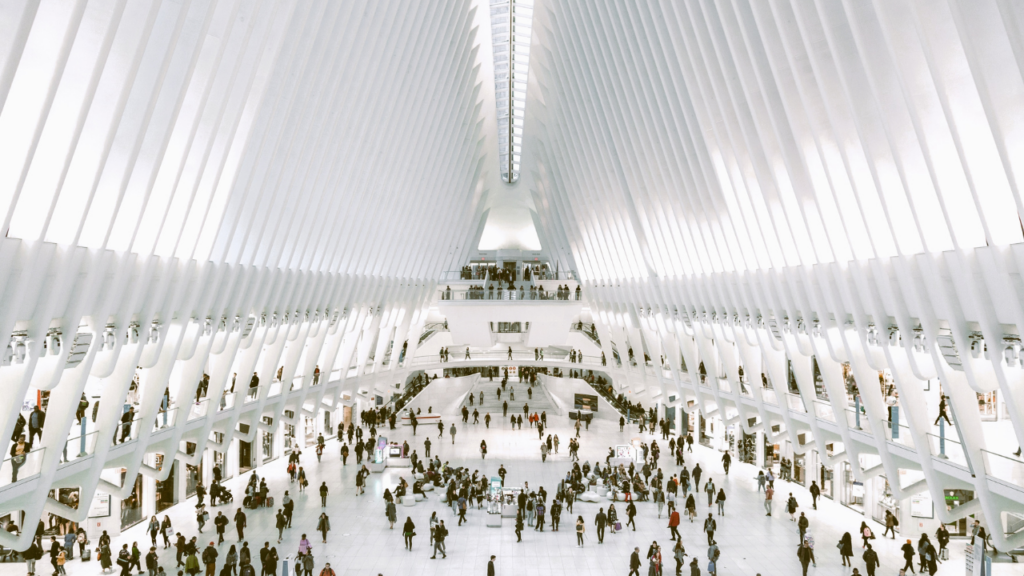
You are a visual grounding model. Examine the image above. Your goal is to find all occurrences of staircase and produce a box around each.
[460,376,559,420]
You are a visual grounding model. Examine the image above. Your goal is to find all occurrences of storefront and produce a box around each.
[839,462,864,513]
[239,440,253,474]
[943,490,975,536]
[262,417,275,464]
[872,476,899,526]
[739,431,757,465]
[155,460,176,513]
[120,471,144,530]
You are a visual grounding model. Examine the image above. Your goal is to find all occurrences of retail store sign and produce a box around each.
[88,493,111,518]
[910,494,934,518]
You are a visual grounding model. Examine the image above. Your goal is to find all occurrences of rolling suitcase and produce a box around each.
[266,496,274,508]
[82,548,92,561]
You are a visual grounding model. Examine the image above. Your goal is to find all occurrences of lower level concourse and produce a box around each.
[8,391,995,576]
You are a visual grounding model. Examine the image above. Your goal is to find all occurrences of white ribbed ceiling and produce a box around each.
[0,0,490,279]
[528,0,1024,283]
[4,0,1024,282]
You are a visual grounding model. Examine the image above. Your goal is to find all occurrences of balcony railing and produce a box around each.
[439,288,580,301]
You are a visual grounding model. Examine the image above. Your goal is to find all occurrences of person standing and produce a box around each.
[319,482,329,507]
[575,517,586,547]
[488,556,496,576]
[515,513,524,542]
[450,424,457,444]
[809,481,820,510]
[595,508,607,543]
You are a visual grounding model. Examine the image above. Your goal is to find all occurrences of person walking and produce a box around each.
[386,498,397,529]
[317,513,330,543]
[595,508,607,543]
[797,512,809,543]
[449,424,457,444]
[786,493,798,521]
[402,517,415,550]
[202,542,218,576]
[575,516,586,547]
[488,556,496,576]
[628,547,641,576]
[860,522,874,548]
[672,540,686,576]
[668,508,681,541]
[839,532,854,566]
[626,501,637,531]
[234,509,246,542]
[430,520,447,559]
[901,539,917,573]
[515,513,524,542]
[319,482,328,507]
[863,544,880,576]
[715,489,726,516]
[797,540,813,576]
[809,481,820,510]
[703,514,716,546]
[884,510,897,538]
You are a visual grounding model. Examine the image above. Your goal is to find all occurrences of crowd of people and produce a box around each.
[51,375,978,576]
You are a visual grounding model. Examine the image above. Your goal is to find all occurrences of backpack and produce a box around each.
[527,500,534,511]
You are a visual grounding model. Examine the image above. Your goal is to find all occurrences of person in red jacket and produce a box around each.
[668,509,681,541]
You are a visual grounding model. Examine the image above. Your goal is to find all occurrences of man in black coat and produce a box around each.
[488,555,496,576]
[628,547,641,576]
[234,508,247,541]
[595,508,607,543]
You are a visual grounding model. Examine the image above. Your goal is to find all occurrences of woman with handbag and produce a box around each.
[402,517,415,550]
[838,532,854,566]
[161,516,173,549]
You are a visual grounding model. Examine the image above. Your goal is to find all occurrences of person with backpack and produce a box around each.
[201,542,218,576]
[862,543,880,576]
[430,520,447,559]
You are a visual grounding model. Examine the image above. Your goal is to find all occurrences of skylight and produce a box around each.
[491,0,533,184]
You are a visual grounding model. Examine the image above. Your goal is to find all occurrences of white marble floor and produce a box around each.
[11,414,994,575]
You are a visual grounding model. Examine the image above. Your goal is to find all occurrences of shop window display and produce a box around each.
[120,471,144,530]
[155,460,176,512]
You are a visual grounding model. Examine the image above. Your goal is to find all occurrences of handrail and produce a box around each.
[439,288,581,301]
